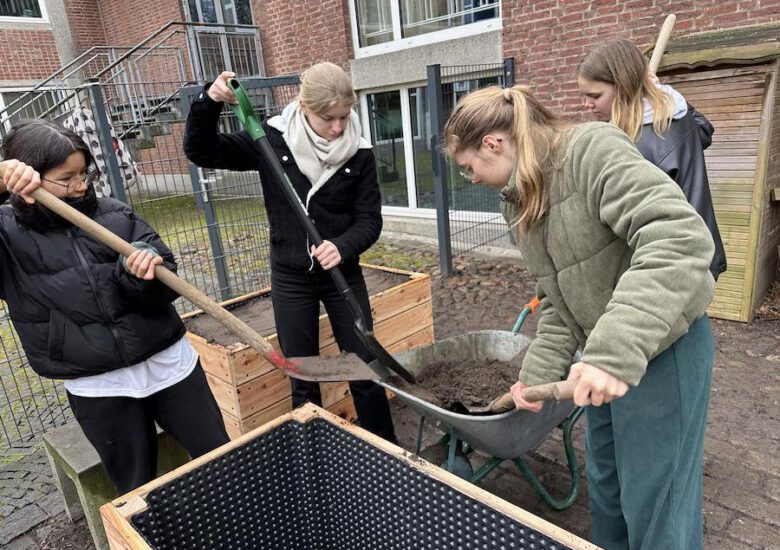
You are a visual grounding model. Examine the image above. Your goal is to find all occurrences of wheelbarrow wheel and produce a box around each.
[419,442,473,480]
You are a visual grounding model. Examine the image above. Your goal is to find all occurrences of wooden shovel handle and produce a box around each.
[489,392,516,412]
[0,162,298,375]
[648,14,676,74]
[523,379,577,402]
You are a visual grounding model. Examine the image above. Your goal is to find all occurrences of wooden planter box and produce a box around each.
[182,264,433,438]
[100,404,599,550]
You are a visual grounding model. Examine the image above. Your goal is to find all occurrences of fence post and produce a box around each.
[86,78,128,203]
[504,57,515,87]
[188,164,232,301]
[427,64,453,277]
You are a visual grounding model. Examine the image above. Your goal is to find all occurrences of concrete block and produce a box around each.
[43,422,190,550]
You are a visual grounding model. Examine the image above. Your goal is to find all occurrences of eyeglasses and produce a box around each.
[41,169,100,190]
[458,152,478,182]
[456,138,502,182]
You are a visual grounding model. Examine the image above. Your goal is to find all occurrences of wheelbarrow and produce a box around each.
[374,306,584,510]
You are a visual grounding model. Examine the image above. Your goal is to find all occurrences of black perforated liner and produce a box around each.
[132,419,575,549]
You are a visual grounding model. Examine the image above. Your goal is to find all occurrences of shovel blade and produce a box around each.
[287,352,383,382]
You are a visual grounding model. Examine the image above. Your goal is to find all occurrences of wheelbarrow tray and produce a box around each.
[375,330,575,460]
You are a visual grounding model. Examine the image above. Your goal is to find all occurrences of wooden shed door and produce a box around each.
[665,65,772,321]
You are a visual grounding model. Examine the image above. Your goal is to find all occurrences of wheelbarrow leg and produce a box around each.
[513,406,585,510]
[415,416,427,455]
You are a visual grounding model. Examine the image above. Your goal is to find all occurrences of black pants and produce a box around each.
[271,263,396,441]
[66,361,230,494]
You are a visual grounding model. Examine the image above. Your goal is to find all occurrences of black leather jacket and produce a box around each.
[636,105,726,280]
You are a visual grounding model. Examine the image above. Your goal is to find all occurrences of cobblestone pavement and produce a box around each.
[1,239,778,549]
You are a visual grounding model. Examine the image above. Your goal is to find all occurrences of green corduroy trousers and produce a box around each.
[585,315,714,550]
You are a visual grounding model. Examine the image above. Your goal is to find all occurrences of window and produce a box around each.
[401,0,498,39]
[186,0,252,25]
[0,0,44,19]
[366,73,502,210]
[184,0,260,80]
[351,0,499,56]
[367,90,408,207]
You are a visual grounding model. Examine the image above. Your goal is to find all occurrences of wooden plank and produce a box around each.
[320,381,351,408]
[101,502,153,550]
[237,397,293,438]
[187,332,235,384]
[326,395,358,424]
[219,409,242,440]
[227,337,282,384]
[233,369,291,420]
[204,371,238,416]
[370,276,432,324]
[660,44,780,72]
[741,65,776,320]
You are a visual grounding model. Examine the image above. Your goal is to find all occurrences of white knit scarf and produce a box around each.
[268,101,371,207]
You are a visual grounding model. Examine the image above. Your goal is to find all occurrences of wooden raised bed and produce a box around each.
[182,264,433,438]
[100,404,600,550]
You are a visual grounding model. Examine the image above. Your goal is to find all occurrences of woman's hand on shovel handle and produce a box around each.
[567,361,629,407]
[207,71,238,104]
[1,160,41,204]
[510,381,543,412]
[125,249,163,280]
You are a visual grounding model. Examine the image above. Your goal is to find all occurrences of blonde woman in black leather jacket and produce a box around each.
[578,38,726,280]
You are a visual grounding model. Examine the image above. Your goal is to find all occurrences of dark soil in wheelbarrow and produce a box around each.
[392,352,526,411]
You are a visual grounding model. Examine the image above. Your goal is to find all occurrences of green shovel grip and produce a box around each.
[226,78,265,141]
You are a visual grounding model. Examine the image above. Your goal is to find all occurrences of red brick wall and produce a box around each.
[0,30,60,80]
[252,0,353,75]
[502,0,780,117]
[64,0,106,54]
[97,0,184,46]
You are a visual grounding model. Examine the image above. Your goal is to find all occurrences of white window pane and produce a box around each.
[355,0,394,47]
[368,91,407,207]
[0,0,42,17]
[401,0,498,39]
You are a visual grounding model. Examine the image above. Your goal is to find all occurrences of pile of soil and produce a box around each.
[393,352,524,412]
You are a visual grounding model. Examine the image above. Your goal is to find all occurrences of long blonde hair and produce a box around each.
[298,62,356,114]
[443,85,567,231]
[577,38,673,141]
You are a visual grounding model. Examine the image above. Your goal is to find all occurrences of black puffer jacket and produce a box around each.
[636,104,727,279]
[183,91,382,273]
[0,196,184,379]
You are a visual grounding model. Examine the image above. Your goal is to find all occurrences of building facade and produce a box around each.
[1,0,779,217]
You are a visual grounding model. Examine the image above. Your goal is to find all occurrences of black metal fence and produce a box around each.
[0,23,288,448]
[428,59,515,276]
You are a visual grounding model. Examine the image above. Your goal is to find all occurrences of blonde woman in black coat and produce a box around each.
[184,62,395,441]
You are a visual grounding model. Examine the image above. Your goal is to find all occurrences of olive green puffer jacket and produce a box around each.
[501,122,715,386]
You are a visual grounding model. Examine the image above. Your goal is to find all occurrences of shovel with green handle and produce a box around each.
[225,78,417,384]
[0,162,381,382]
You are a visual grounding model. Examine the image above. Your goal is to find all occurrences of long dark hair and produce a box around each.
[1,119,93,173]
[1,120,97,231]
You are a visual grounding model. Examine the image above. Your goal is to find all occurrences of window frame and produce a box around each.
[347,0,501,59]
[0,0,48,23]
